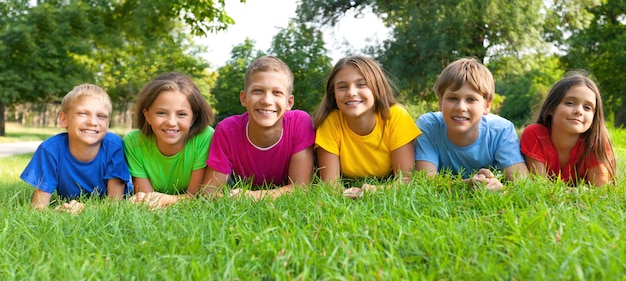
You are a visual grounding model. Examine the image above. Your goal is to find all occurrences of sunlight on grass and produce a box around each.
[0,122,130,143]
[0,127,624,280]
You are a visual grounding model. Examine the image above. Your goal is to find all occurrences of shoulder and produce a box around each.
[217,113,247,130]
[285,110,313,123]
[482,114,516,132]
[417,112,443,127]
[123,129,143,142]
[521,123,548,138]
[37,133,69,153]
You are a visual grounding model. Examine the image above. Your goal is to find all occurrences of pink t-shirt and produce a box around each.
[520,123,599,183]
[207,110,315,186]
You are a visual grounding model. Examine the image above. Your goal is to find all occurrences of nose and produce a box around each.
[260,91,273,105]
[166,114,177,125]
[347,85,357,97]
[573,105,583,116]
[455,100,467,111]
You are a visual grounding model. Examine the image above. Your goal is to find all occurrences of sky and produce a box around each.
[196,0,390,69]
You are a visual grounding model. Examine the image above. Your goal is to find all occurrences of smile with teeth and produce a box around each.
[163,129,179,134]
[346,101,363,105]
[452,116,469,121]
[257,109,276,114]
[81,129,99,134]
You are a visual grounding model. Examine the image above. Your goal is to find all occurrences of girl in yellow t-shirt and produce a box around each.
[314,55,421,198]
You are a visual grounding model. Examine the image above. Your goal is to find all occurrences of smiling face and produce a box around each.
[550,85,596,137]
[143,90,194,155]
[333,66,376,121]
[240,70,294,130]
[59,97,110,149]
[439,83,491,146]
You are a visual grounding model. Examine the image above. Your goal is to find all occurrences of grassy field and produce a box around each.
[1,126,625,280]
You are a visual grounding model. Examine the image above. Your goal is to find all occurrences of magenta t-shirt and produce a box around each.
[207,110,315,186]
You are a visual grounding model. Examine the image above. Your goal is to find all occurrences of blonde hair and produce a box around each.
[61,84,112,114]
[433,57,495,101]
[244,56,294,94]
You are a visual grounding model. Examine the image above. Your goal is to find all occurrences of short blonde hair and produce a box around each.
[243,56,294,94]
[61,84,112,114]
[433,58,495,101]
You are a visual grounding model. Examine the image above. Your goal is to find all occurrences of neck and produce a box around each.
[247,121,282,148]
[68,140,100,162]
[345,112,377,136]
[550,127,580,151]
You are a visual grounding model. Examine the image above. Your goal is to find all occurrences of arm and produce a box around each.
[586,164,611,187]
[415,160,438,177]
[106,178,126,200]
[201,167,229,198]
[525,156,547,177]
[391,142,415,183]
[244,146,315,200]
[316,147,341,186]
[503,162,529,182]
[31,189,52,210]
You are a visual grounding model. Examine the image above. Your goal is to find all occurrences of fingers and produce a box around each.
[54,200,85,214]
[343,187,363,199]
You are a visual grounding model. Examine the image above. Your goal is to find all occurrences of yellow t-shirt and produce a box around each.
[315,105,421,178]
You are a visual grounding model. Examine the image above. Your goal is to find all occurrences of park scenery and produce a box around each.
[2,0,626,280]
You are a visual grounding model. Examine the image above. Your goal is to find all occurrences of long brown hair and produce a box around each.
[536,71,616,182]
[313,55,397,130]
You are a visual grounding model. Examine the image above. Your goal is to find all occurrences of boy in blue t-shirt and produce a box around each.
[20,84,132,213]
[414,58,528,191]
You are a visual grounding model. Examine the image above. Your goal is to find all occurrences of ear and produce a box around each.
[483,100,492,115]
[287,94,294,110]
[58,112,68,128]
[142,108,151,125]
[239,90,247,107]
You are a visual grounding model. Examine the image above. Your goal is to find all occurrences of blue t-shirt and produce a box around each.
[20,132,133,199]
[414,112,524,178]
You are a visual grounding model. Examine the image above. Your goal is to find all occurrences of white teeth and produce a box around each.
[81,130,98,134]
[259,110,275,114]
[164,130,178,133]
[346,101,362,105]
[452,117,468,121]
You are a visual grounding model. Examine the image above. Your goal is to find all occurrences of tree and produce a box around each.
[0,0,242,135]
[268,21,332,114]
[297,0,549,102]
[564,0,626,128]
[212,39,264,121]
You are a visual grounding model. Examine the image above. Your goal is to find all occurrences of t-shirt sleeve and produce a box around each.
[192,126,214,171]
[20,144,59,194]
[291,110,315,153]
[315,111,341,155]
[206,122,235,175]
[388,106,421,151]
[414,113,440,166]
[493,120,526,168]
[123,131,148,179]
[520,123,547,163]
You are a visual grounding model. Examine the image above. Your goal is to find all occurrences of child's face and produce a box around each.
[59,97,110,147]
[333,66,376,121]
[439,83,491,145]
[240,71,293,130]
[550,85,596,136]
[143,90,194,153]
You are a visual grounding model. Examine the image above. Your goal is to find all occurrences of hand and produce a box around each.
[54,200,85,214]
[343,187,363,199]
[471,169,503,191]
[130,192,177,209]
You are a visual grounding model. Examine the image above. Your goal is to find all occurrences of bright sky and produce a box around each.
[197,0,390,69]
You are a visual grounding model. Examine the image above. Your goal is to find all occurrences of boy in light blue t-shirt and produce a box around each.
[414,58,528,191]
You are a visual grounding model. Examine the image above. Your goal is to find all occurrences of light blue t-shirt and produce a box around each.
[414,112,524,178]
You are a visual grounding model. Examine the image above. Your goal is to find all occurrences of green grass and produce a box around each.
[0,122,130,142]
[1,128,626,280]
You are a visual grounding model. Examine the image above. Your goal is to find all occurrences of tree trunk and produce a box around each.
[0,103,5,136]
[614,99,626,128]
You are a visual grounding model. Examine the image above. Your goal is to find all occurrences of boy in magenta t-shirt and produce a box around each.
[202,56,315,200]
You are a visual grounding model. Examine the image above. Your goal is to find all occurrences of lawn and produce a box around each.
[0,127,625,280]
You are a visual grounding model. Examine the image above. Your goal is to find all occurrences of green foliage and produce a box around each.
[490,55,565,126]
[211,39,264,121]
[564,0,626,128]
[269,21,332,114]
[2,134,626,279]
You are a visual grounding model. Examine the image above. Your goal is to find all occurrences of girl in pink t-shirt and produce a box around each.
[520,71,616,186]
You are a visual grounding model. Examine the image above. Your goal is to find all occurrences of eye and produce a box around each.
[77,111,87,116]
[251,88,263,94]
[584,105,594,111]
[467,97,478,102]
[156,111,166,116]
[97,114,109,120]
[177,112,189,118]
[357,82,368,88]
[447,97,458,101]
[564,100,574,106]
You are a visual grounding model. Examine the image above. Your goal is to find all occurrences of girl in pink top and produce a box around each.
[520,71,616,186]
